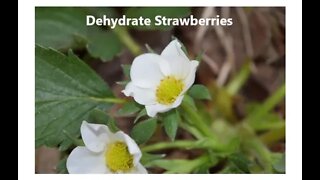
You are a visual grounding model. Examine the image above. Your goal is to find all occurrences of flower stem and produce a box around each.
[91,97,127,104]
[113,26,142,56]
[179,121,204,139]
[259,126,285,146]
[142,140,198,152]
[226,61,251,95]
[164,154,218,173]
[181,101,216,139]
[246,84,285,121]
[248,139,273,173]
[142,138,229,153]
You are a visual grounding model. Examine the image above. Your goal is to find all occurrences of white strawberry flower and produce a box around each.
[122,40,199,117]
[66,121,147,174]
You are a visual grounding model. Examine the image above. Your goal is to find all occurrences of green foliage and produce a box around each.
[271,153,285,173]
[247,84,285,121]
[58,139,74,152]
[35,7,122,61]
[134,109,147,123]
[189,84,212,100]
[246,84,285,131]
[125,7,191,30]
[146,159,197,173]
[131,118,157,144]
[221,152,256,174]
[35,8,87,49]
[86,29,123,61]
[121,64,131,79]
[226,61,251,95]
[211,84,237,122]
[117,101,141,117]
[196,138,238,152]
[146,155,212,173]
[141,138,237,153]
[182,95,197,110]
[87,108,109,125]
[221,164,247,174]
[193,165,210,174]
[163,110,180,141]
[62,130,84,147]
[140,152,166,166]
[56,157,68,174]
[229,153,251,173]
[210,120,241,154]
[88,109,119,133]
[250,113,285,131]
[35,45,114,148]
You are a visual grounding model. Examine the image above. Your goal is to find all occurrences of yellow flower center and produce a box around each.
[105,141,133,172]
[156,76,184,105]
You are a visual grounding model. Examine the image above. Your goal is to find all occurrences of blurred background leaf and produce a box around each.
[140,152,166,166]
[229,152,251,173]
[35,7,122,61]
[271,153,285,173]
[86,28,123,61]
[35,8,88,49]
